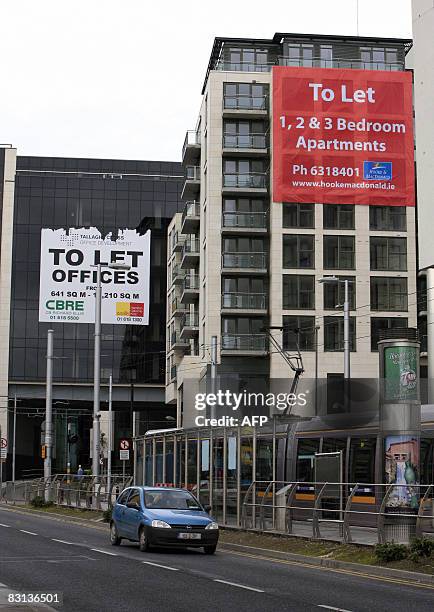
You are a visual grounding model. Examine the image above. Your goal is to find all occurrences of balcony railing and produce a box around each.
[222,252,267,269]
[222,292,267,310]
[171,297,186,315]
[172,231,185,252]
[216,60,273,72]
[182,239,200,255]
[215,57,404,73]
[185,166,200,181]
[221,333,267,351]
[182,130,201,159]
[181,312,199,328]
[170,365,177,381]
[171,265,185,284]
[223,173,268,189]
[223,133,268,149]
[223,95,268,111]
[183,274,200,290]
[170,331,188,347]
[182,200,200,220]
[222,211,267,229]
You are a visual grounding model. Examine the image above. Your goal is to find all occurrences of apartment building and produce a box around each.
[166,32,416,425]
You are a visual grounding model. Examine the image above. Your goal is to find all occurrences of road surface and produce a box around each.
[0,506,433,611]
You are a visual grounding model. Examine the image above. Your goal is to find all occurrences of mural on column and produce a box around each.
[385,435,419,509]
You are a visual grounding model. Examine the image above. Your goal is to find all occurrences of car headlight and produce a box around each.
[205,521,219,530]
[151,520,171,529]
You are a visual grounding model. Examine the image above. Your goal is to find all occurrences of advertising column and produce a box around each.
[378,334,420,543]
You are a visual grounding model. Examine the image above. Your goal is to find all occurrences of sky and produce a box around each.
[1,0,412,162]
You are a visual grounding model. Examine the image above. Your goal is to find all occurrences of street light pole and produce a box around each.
[343,279,350,380]
[107,374,113,499]
[44,329,54,497]
[92,264,102,478]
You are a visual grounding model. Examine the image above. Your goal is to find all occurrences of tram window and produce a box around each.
[187,439,197,488]
[156,440,163,483]
[256,437,273,481]
[321,438,347,480]
[296,438,320,482]
[349,438,376,484]
[165,440,174,484]
[240,437,253,486]
[420,438,434,485]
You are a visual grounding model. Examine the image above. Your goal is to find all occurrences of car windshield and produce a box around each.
[144,490,201,510]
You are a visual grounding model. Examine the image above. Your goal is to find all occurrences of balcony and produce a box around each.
[215,56,404,73]
[170,331,189,351]
[223,95,268,118]
[170,297,187,317]
[181,166,200,200]
[180,239,200,269]
[172,231,185,253]
[221,333,268,355]
[182,130,201,165]
[171,265,185,285]
[170,364,177,381]
[181,200,200,234]
[223,133,268,156]
[222,172,268,194]
[180,312,199,339]
[222,211,267,233]
[181,274,200,303]
[221,292,267,313]
[221,252,267,273]
[216,59,273,72]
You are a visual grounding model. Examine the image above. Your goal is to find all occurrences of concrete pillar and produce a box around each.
[426,268,434,403]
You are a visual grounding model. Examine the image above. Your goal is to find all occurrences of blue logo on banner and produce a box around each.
[363,161,392,180]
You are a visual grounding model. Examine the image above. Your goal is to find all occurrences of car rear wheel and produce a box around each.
[110,522,121,546]
[204,545,217,555]
[139,527,150,552]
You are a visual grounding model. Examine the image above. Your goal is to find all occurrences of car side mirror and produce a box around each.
[127,502,140,511]
[203,504,212,513]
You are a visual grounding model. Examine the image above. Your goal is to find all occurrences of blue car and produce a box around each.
[110,486,219,554]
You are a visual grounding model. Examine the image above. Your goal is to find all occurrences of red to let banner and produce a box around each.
[272,67,415,206]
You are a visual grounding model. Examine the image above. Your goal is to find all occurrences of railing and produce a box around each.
[171,265,185,283]
[215,57,404,73]
[182,130,201,158]
[181,312,199,328]
[241,480,434,545]
[171,331,189,347]
[182,200,200,220]
[0,474,133,510]
[182,239,200,255]
[222,211,267,229]
[222,252,267,269]
[223,172,268,189]
[223,133,268,149]
[223,94,268,111]
[222,292,267,310]
[185,166,200,181]
[172,231,185,252]
[221,334,267,351]
[183,274,200,290]
[170,364,177,380]
[216,60,274,72]
[170,297,186,315]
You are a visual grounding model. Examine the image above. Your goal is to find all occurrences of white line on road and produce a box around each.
[90,549,118,556]
[52,539,74,545]
[19,530,37,536]
[0,523,10,528]
[142,561,179,571]
[318,606,354,612]
[213,579,264,593]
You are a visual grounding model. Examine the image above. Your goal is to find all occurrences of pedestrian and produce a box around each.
[77,465,84,477]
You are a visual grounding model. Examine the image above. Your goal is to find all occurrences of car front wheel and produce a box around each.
[110,522,121,546]
[139,527,150,552]
[204,545,217,555]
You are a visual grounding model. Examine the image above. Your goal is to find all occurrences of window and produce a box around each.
[221,317,266,350]
[222,198,267,228]
[283,275,315,309]
[323,276,356,310]
[222,276,266,309]
[223,82,268,110]
[117,490,130,505]
[128,489,141,508]
[360,46,399,70]
[283,203,314,228]
[324,236,355,269]
[282,315,315,351]
[224,47,270,71]
[283,235,315,268]
[370,317,408,351]
[370,277,408,311]
[370,237,407,271]
[320,45,333,67]
[323,205,354,229]
[296,439,320,482]
[223,159,266,188]
[285,43,314,67]
[324,317,356,351]
[369,206,406,231]
[223,120,267,149]
[349,438,376,484]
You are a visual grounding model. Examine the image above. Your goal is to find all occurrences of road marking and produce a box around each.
[142,561,179,571]
[213,579,264,593]
[0,523,10,528]
[225,550,434,592]
[52,539,74,545]
[90,549,118,556]
[19,529,37,536]
[318,606,353,612]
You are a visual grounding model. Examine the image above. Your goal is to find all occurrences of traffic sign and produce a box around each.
[1,449,7,460]
[0,438,7,449]
[119,439,130,451]
[119,450,130,461]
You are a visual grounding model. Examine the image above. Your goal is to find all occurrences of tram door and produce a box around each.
[314,451,343,520]
[212,437,224,522]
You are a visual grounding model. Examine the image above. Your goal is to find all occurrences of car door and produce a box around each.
[113,489,130,537]
[122,488,143,540]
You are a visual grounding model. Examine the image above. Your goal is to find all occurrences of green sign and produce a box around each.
[384,346,418,401]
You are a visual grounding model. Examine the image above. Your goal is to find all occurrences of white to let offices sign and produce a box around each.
[38,227,150,325]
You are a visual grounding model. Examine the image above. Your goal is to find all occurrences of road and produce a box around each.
[0,506,433,612]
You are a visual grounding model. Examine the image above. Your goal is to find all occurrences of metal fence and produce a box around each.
[241,481,434,545]
[0,474,133,511]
